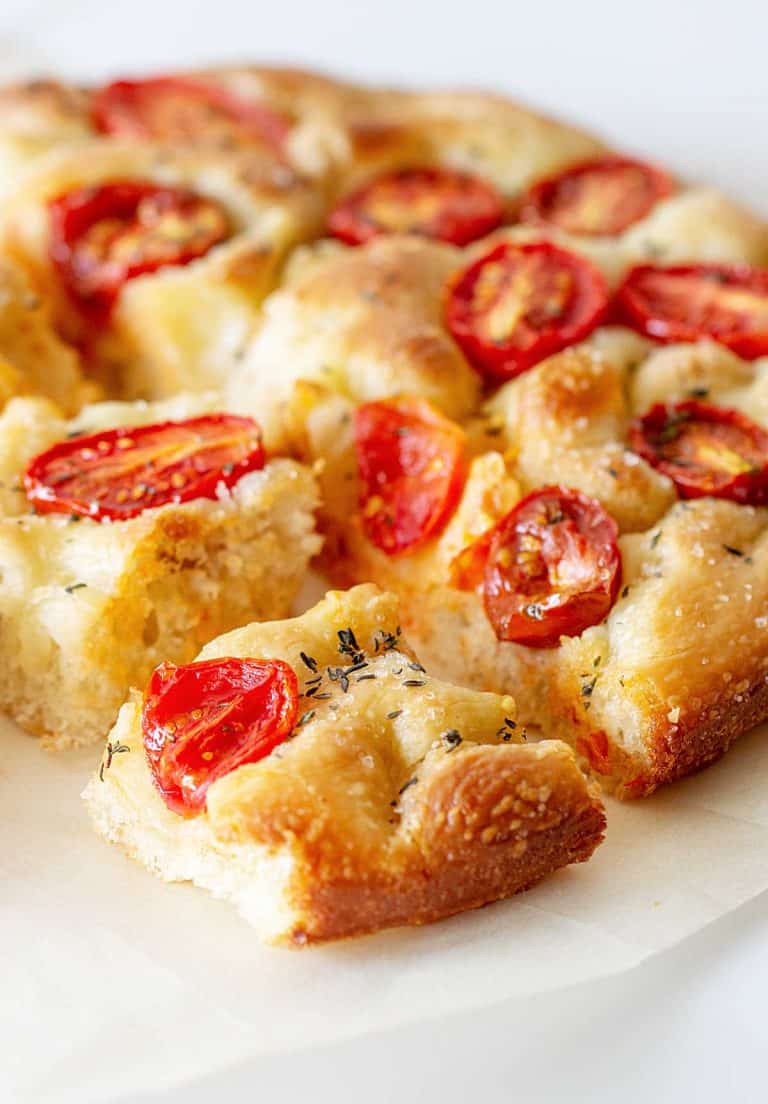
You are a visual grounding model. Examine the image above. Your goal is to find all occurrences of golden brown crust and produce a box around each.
[282,744,605,945]
[554,669,768,800]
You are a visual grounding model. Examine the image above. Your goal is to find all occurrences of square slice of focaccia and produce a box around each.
[83,584,605,946]
[0,142,324,402]
[299,339,768,798]
[0,392,320,749]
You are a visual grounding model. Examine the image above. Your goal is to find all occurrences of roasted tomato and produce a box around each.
[24,414,265,521]
[453,486,621,647]
[354,396,466,554]
[328,167,505,247]
[91,76,291,153]
[519,156,675,237]
[142,657,299,816]
[614,263,768,359]
[629,400,768,504]
[49,180,230,320]
[446,241,609,381]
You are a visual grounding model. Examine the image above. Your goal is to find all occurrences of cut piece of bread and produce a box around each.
[0,393,320,749]
[0,257,98,414]
[83,584,605,946]
[0,142,324,402]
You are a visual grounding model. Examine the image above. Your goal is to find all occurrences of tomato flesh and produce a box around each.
[354,396,466,554]
[446,241,609,381]
[328,167,505,246]
[91,76,291,153]
[24,414,265,521]
[49,180,230,320]
[629,400,768,504]
[454,486,621,647]
[142,657,299,816]
[614,263,768,359]
[519,156,675,236]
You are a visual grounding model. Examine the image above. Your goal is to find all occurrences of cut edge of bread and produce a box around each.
[0,460,320,750]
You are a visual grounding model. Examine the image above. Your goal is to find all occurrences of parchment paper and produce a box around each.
[4,696,768,1103]
[3,38,768,1104]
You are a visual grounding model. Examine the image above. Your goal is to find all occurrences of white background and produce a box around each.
[1,1,767,1101]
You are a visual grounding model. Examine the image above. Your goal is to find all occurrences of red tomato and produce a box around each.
[446,241,609,381]
[354,396,467,554]
[142,657,299,816]
[49,180,230,321]
[454,486,621,647]
[614,263,768,359]
[328,167,505,246]
[519,156,675,236]
[629,400,768,504]
[24,414,265,521]
[91,76,291,153]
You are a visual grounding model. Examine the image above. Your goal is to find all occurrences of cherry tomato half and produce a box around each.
[629,400,768,504]
[614,263,768,359]
[142,657,299,816]
[354,396,467,555]
[453,486,621,647]
[49,180,230,321]
[24,414,265,521]
[328,167,505,247]
[446,241,609,381]
[519,156,675,237]
[91,76,291,153]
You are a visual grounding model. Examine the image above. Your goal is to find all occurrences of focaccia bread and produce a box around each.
[84,584,605,945]
[0,142,324,402]
[1,62,768,951]
[0,392,320,748]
